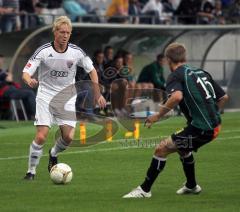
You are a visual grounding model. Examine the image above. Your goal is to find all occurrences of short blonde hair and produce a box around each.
[52,16,72,32]
[164,42,187,63]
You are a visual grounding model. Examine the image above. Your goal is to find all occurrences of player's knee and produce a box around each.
[154,143,168,157]
[35,133,47,144]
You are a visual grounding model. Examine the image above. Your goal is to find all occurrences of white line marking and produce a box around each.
[0,135,239,161]
[0,146,139,161]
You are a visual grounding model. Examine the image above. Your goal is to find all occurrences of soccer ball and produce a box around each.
[50,163,73,184]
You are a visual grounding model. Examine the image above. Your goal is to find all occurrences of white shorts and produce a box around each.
[34,97,77,128]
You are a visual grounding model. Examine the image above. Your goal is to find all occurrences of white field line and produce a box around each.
[0,135,239,161]
[0,146,139,161]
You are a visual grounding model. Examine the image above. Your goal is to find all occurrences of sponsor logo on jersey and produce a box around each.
[25,63,32,68]
[50,70,68,77]
[67,60,73,69]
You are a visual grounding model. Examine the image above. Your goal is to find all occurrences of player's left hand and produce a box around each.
[144,114,159,128]
[97,95,106,109]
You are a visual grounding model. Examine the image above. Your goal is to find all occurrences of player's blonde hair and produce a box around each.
[52,16,72,32]
[164,42,187,63]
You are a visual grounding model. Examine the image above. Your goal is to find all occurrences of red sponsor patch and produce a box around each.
[26,63,32,68]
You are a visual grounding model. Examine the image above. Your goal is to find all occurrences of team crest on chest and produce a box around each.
[67,60,73,69]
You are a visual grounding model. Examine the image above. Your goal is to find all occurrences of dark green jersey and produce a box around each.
[166,64,226,130]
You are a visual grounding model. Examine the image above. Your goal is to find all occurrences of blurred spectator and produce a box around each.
[139,0,149,5]
[228,0,240,23]
[0,1,14,15]
[162,0,176,13]
[63,0,87,22]
[175,0,201,24]
[197,0,214,24]
[40,0,62,9]
[35,1,65,25]
[109,54,128,114]
[0,0,21,33]
[137,53,166,101]
[77,0,92,12]
[212,0,225,24]
[106,0,129,23]
[0,54,36,119]
[129,0,142,24]
[34,2,53,25]
[75,66,97,120]
[92,49,112,115]
[77,0,109,22]
[93,49,105,76]
[141,0,172,24]
[19,0,37,29]
[122,50,135,82]
[169,0,181,10]
[138,53,166,90]
[39,0,65,22]
[103,46,114,68]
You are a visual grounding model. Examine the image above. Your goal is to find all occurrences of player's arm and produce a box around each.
[145,72,183,128]
[79,55,106,108]
[22,72,38,88]
[217,94,228,110]
[89,68,106,109]
[22,50,42,88]
[145,91,182,128]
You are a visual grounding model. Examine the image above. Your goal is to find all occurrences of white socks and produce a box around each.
[27,140,43,175]
[50,137,69,157]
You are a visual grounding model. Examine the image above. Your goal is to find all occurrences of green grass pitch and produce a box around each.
[0,112,239,212]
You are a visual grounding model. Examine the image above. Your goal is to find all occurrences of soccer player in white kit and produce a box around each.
[22,16,106,180]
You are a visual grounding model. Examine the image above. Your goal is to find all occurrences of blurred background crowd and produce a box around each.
[0,0,240,34]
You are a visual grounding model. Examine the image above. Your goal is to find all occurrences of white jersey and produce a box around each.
[23,42,94,102]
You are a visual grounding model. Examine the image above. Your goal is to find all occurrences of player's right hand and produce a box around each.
[28,78,38,88]
[97,95,106,109]
[144,114,159,128]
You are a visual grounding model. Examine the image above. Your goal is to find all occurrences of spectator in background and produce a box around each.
[106,0,129,23]
[40,0,63,9]
[39,0,65,22]
[19,0,37,30]
[34,2,53,25]
[197,0,214,24]
[129,0,142,24]
[228,0,240,23]
[137,53,166,101]
[141,0,171,24]
[63,0,87,22]
[103,46,114,68]
[175,0,201,24]
[0,1,14,15]
[162,0,176,14]
[116,50,135,82]
[0,54,36,119]
[109,54,128,115]
[0,0,21,33]
[77,0,92,12]
[93,49,105,77]
[212,0,225,24]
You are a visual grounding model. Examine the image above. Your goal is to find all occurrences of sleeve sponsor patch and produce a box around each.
[25,63,32,69]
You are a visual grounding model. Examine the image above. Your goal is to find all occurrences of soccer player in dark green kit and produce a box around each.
[123,42,229,198]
